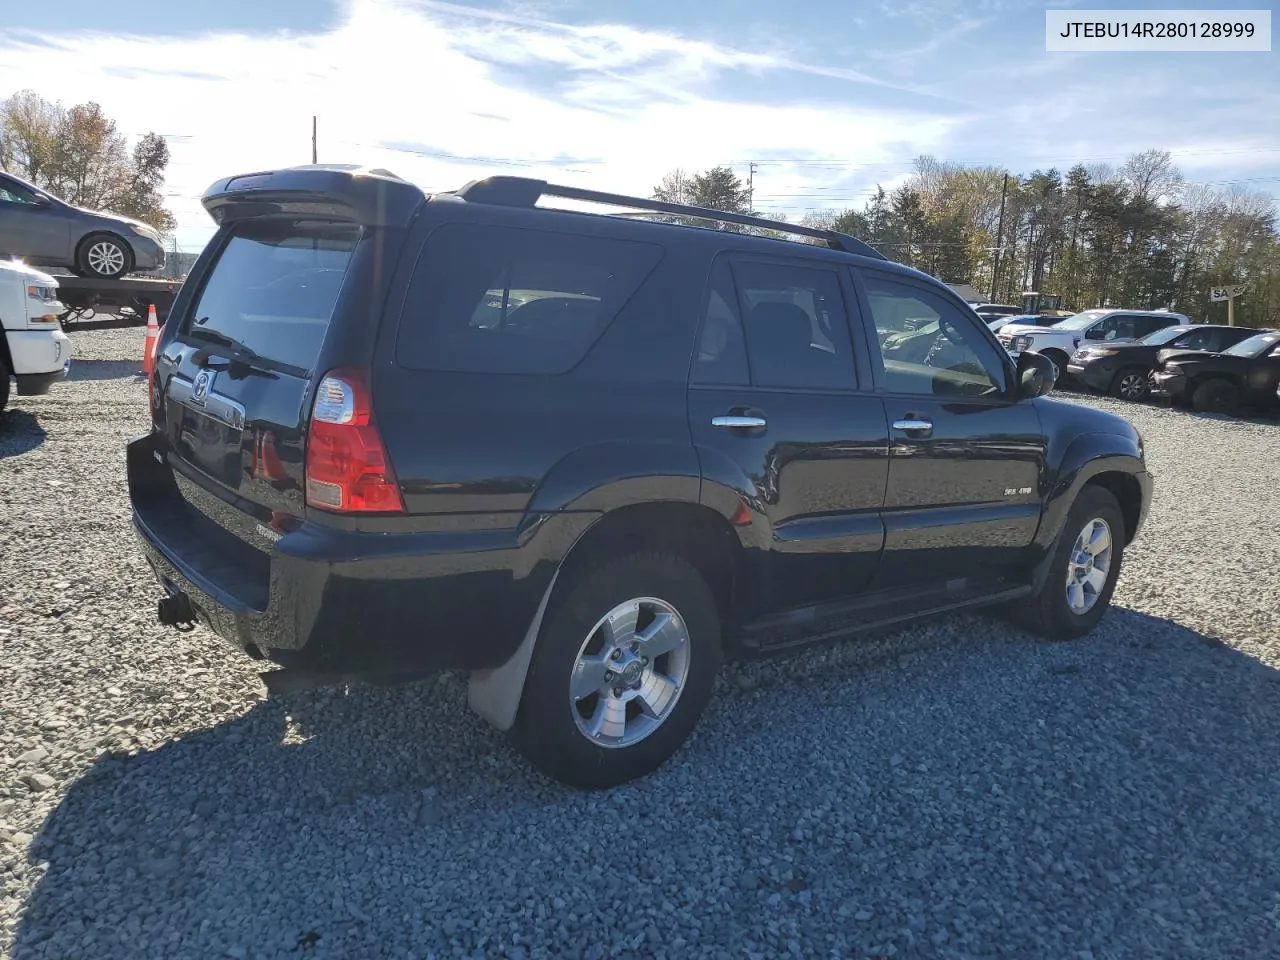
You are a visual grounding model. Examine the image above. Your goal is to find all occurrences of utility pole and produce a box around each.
[311,116,318,164]
[990,172,1009,302]
[747,162,757,211]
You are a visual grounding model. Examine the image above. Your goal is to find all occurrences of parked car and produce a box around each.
[1067,324,1268,401]
[0,170,165,278]
[1151,329,1280,414]
[997,308,1190,381]
[0,259,72,412]
[128,164,1153,789]
[988,313,1060,334]
[975,303,1023,323]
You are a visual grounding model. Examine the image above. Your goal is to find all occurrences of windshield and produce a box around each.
[1053,309,1110,331]
[1140,326,1191,346]
[1222,331,1280,358]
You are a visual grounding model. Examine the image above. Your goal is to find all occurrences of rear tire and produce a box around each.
[1190,378,1239,415]
[1110,367,1151,402]
[74,233,134,278]
[510,552,722,789]
[1009,485,1125,640]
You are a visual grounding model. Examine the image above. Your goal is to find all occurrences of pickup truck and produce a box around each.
[0,259,72,413]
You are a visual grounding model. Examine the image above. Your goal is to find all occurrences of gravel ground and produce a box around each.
[2,327,1278,960]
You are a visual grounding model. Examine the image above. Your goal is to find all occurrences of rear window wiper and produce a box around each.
[186,326,308,379]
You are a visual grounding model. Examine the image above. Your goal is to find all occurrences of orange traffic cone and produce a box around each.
[141,303,160,376]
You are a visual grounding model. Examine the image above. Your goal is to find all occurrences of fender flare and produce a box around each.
[1028,431,1146,592]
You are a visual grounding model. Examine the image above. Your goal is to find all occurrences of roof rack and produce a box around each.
[450,176,888,260]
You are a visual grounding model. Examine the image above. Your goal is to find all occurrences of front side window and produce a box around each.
[1089,314,1140,341]
[1172,327,1215,351]
[0,178,42,205]
[863,274,1007,398]
[397,223,662,375]
[731,260,855,390]
[186,219,359,372]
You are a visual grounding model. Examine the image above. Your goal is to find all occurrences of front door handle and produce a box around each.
[712,415,767,430]
[892,418,933,435]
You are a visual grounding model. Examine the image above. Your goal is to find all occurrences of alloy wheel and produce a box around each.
[1065,517,1113,615]
[87,241,126,276]
[569,597,691,748]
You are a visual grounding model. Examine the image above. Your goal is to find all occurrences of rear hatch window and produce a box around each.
[156,218,363,569]
[185,219,360,372]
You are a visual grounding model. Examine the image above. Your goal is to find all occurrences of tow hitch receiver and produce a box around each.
[157,593,197,632]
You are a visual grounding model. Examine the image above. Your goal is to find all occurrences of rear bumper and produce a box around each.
[127,432,595,676]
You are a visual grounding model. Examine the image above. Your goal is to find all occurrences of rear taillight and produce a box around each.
[304,368,404,513]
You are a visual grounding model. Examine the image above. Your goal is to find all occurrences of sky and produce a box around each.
[1,0,1277,252]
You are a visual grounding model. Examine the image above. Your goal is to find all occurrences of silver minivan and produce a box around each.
[0,170,165,278]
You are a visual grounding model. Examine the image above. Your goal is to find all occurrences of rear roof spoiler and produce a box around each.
[202,164,427,228]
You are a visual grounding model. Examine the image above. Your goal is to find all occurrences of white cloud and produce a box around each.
[4,0,1274,250]
[0,0,964,249]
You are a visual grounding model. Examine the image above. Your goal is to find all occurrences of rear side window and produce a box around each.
[186,219,359,372]
[1134,315,1174,338]
[732,261,855,390]
[691,261,749,386]
[396,223,663,375]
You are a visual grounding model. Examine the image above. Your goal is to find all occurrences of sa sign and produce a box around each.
[1209,285,1246,302]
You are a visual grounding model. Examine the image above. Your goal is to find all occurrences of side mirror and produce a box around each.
[1084,327,1106,340]
[1017,350,1057,399]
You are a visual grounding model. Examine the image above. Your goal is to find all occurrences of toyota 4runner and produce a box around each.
[128,165,1153,789]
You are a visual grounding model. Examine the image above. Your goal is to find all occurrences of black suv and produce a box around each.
[1067,323,1268,402]
[128,165,1153,789]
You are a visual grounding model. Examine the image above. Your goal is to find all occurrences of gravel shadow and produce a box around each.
[66,359,145,382]
[0,410,48,458]
[11,610,1280,960]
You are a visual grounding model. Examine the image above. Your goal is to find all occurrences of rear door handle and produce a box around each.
[892,418,933,434]
[712,415,767,429]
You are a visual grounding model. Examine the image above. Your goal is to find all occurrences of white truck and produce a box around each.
[0,259,72,414]
[995,308,1190,379]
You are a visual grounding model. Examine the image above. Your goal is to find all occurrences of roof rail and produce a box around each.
[451,176,888,260]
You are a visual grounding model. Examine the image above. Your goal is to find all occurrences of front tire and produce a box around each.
[1011,485,1125,640]
[1110,367,1151,402]
[1191,378,1239,415]
[510,552,722,789]
[74,233,134,278]
[1040,350,1069,388]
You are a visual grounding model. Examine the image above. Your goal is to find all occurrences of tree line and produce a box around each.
[0,89,175,232]
[654,152,1279,328]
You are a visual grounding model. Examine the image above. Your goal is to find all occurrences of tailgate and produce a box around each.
[152,219,361,555]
